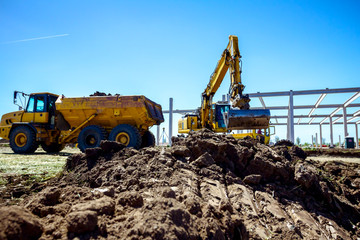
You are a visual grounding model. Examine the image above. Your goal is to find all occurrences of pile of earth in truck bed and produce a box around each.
[1,129,359,240]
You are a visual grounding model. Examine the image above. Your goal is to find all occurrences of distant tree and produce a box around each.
[296,137,301,145]
[275,136,280,143]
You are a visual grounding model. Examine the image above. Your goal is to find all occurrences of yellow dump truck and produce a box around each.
[0,91,164,153]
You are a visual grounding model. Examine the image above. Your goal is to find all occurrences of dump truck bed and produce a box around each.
[55,95,164,130]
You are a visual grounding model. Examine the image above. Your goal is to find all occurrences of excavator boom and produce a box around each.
[200,35,270,130]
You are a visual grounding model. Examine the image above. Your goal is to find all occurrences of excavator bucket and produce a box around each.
[223,109,270,130]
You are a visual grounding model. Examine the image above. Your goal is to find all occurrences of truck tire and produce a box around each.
[41,142,65,153]
[9,125,39,154]
[109,124,142,149]
[78,125,107,152]
[141,131,156,148]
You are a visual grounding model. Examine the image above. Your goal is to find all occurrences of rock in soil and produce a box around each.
[1,129,359,239]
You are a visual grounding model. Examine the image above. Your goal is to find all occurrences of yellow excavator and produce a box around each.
[178,35,271,141]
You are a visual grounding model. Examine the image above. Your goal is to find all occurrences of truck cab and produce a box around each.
[21,92,59,128]
[0,92,62,154]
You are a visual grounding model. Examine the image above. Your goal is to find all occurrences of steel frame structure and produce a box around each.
[160,87,360,148]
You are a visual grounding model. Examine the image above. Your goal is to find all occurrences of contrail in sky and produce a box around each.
[1,33,70,44]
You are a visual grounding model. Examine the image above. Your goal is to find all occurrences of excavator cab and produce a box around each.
[213,104,230,129]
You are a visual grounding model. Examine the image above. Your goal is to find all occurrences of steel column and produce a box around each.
[156,125,160,145]
[311,135,314,146]
[287,90,294,142]
[169,98,173,146]
[319,125,322,148]
[316,133,318,148]
[343,107,348,137]
[329,117,334,147]
[356,124,359,149]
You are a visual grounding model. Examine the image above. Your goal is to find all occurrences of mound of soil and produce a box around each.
[90,91,120,97]
[1,129,359,239]
[305,148,360,158]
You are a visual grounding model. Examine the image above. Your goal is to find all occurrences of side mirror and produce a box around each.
[13,91,18,103]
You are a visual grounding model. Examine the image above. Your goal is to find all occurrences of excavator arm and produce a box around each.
[200,35,251,128]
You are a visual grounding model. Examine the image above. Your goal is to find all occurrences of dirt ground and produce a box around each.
[0,132,359,239]
[0,146,79,206]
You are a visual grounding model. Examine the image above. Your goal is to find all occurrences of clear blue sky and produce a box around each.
[1,0,360,144]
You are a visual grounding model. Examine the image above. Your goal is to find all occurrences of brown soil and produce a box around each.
[1,129,359,239]
[89,91,120,97]
[305,148,360,158]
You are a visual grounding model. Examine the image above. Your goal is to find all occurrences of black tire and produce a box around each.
[274,139,294,147]
[78,125,107,152]
[9,125,39,154]
[141,131,156,148]
[41,142,65,153]
[109,124,142,149]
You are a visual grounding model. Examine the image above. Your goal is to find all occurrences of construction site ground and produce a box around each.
[0,133,359,239]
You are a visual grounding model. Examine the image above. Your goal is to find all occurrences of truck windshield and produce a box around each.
[36,96,45,112]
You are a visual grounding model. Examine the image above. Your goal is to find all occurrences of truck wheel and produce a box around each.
[41,143,65,153]
[9,125,39,154]
[109,124,142,149]
[78,125,107,152]
[141,131,156,148]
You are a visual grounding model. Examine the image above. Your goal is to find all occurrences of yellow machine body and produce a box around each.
[55,95,163,142]
[178,35,271,142]
[0,91,164,153]
[232,126,275,145]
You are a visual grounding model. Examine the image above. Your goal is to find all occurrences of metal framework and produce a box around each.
[159,87,360,148]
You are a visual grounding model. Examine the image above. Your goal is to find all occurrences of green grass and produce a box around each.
[0,146,80,185]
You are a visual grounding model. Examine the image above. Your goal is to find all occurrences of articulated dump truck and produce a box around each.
[0,91,164,153]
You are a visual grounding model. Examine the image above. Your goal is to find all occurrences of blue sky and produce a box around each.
[0,0,360,144]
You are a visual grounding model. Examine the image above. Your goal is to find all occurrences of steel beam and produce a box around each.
[163,103,360,113]
[248,87,360,97]
[163,104,360,113]
[163,109,196,114]
[250,103,360,111]
[271,114,353,119]
[269,122,359,125]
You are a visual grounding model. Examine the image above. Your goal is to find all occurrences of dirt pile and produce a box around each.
[305,148,360,158]
[1,129,359,239]
[89,91,120,97]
